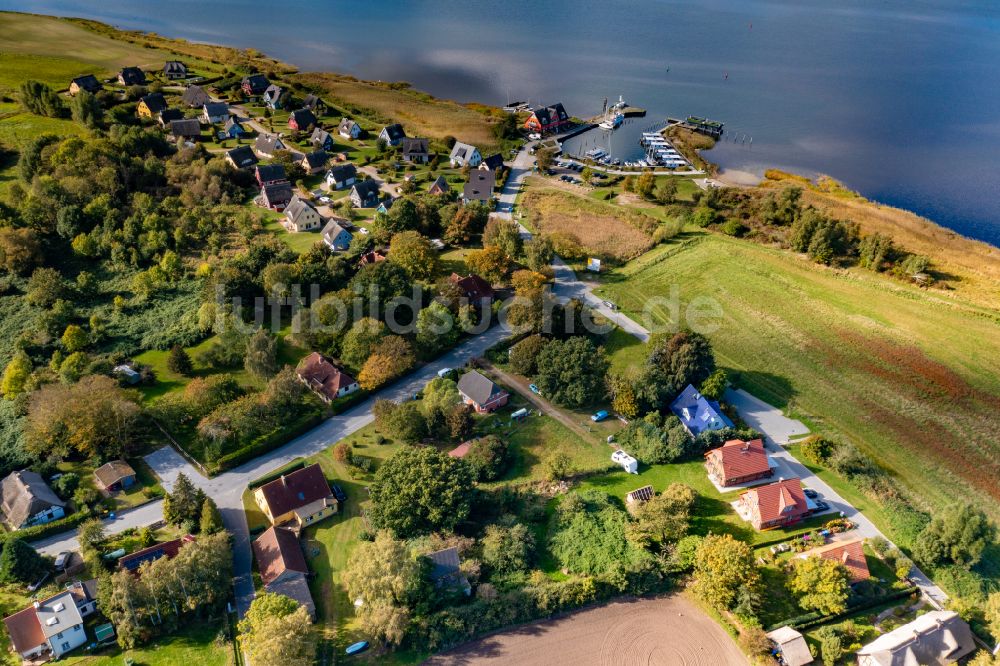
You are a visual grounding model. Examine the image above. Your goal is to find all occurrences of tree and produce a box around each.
[199,497,224,534]
[26,267,65,308]
[465,245,510,284]
[534,336,609,408]
[482,523,534,577]
[483,218,523,260]
[239,593,316,664]
[0,538,48,584]
[167,345,194,376]
[542,450,574,481]
[692,534,760,610]
[788,557,850,615]
[367,446,474,537]
[19,80,65,118]
[341,317,389,371]
[70,90,103,128]
[388,230,439,281]
[26,375,141,460]
[416,301,458,355]
[373,401,427,444]
[983,591,1000,647]
[625,483,696,551]
[913,504,995,568]
[445,404,473,441]
[0,227,43,275]
[635,172,655,199]
[77,518,106,561]
[359,336,414,390]
[1,351,32,398]
[442,203,489,246]
[163,473,205,527]
[61,324,89,353]
[244,328,278,380]
[508,334,548,376]
[535,147,555,171]
[463,435,509,481]
[524,235,554,271]
[607,373,640,419]
[656,178,678,204]
[814,626,843,666]
[646,330,716,400]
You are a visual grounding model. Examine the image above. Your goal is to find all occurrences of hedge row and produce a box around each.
[210,410,325,474]
[247,460,307,490]
[13,510,95,549]
[766,586,918,631]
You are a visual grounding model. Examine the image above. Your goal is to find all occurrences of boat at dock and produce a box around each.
[599,111,624,130]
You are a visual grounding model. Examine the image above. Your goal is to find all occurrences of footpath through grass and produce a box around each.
[594,232,1000,522]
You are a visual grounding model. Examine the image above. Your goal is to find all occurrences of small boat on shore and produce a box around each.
[346,640,369,655]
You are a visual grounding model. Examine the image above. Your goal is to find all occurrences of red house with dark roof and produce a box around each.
[296,352,359,403]
[449,273,494,308]
[738,478,809,530]
[705,439,773,487]
[253,463,337,529]
[524,102,570,134]
[799,538,871,584]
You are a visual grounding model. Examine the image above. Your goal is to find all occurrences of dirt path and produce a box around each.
[480,362,601,445]
[425,595,747,666]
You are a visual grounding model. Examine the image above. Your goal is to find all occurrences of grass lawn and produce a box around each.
[263,215,325,254]
[63,620,233,666]
[603,326,647,374]
[593,232,1000,524]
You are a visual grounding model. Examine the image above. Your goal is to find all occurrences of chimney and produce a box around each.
[282,475,288,488]
[33,601,40,609]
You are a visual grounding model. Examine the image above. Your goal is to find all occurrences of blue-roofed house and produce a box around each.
[670,384,733,437]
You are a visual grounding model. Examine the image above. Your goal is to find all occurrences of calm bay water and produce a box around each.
[5,0,1000,245]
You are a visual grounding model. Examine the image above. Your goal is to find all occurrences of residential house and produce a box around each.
[296,352,359,401]
[254,133,287,159]
[448,272,494,308]
[1,470,65,529]
[283,195,323,232]
[117,67,146,87]
[798,538,870,584]
[93,461,136,493]
[449,141,482,168]
[169,119,201,141]
[253,463,337,529]
[350,179,381,208]
[855,611,975,666]
[376,199,394,215]
[157,108,184,128]
[625,485,655,506]
[69,74,101,96]
[378,123,406,146]
[119,536,195,574]
[400,137,429,163]
[321,219,354,251]
[338,118,361,140]
[301,94,323,112]
[223,116,246,138]
[670,384,734,437]
[524,102,570,134]
[137,92,167,119]
[428,176,450,195]
[300,150,329,175]
[705,439,773,487]
[3,581,99,662]
[256,163,288,186]
[261,181,294,211]
[289,108,317,132]
[242,74,270,98]
[738,478,810,530]
[252,526,316,620]
[457,370,509,413]
[263,84,284,109]
[463,169,495,205]
[426,547,471,596]
[358,250,386,267]
[479,153,504,172]
[765,626,813,666]
[201,102,230,124]
[226,145,258,170]
[325,163,357,190]
[310,127,335,151]
[112,365,141,384]
[163,61,187,80]
[181,84,209,108]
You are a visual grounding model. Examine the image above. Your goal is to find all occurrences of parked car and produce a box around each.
[591,410,609,422]
[528,133,541,140]
[319,196,332,204]
[528,383,541,395]
[813,500,830,512]
[331,484,347,503]
[602,300,617,310]
[803,488,819,499]
[54,551,71,569]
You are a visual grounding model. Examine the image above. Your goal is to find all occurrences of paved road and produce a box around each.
[31,323,510,616]
[32,501,166,557]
